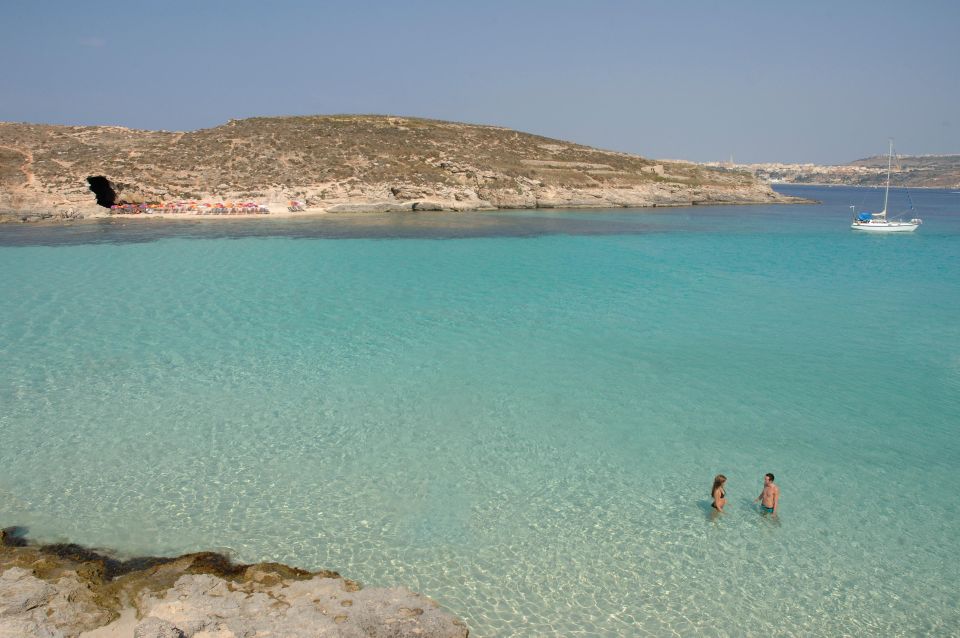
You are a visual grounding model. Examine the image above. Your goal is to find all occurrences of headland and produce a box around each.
[1,115,805,223]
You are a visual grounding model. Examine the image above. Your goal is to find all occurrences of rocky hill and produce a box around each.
[1,115,796,222]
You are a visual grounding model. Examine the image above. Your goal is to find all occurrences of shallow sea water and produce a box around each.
[1,185,959,636]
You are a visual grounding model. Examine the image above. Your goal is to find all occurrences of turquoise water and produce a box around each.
[1,185,959,636]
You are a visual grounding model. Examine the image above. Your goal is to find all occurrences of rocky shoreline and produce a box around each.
[0,181,804,225]
[0,178,810,224]
[0,527,468,637]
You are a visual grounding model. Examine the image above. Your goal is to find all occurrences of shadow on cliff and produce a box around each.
[0,525,326,583]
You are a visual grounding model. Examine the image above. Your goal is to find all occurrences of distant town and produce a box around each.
[701,154,960,189]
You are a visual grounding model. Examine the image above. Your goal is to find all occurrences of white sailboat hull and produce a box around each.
[851,221,920,232]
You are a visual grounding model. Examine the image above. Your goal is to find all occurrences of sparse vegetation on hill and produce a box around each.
[0,115,792,221]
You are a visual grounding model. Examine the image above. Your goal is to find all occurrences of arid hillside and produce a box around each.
[0,115,795,221]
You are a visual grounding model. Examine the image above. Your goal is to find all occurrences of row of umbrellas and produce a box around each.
[111,202,269,212]
[110,202,266,210]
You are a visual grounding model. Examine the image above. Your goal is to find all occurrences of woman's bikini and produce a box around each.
[712,488,725,511]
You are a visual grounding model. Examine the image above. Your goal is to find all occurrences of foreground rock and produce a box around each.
[0,115,806,223]
[0,528,468,638]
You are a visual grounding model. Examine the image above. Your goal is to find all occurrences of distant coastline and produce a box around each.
[707,155,960,190]
[774,181,956,190]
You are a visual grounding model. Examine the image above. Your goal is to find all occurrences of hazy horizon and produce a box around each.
[2,1,957,164]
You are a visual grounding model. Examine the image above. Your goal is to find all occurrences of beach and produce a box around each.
[106,205,331,220]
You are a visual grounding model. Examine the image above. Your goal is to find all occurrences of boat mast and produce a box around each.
[882,139,892,215]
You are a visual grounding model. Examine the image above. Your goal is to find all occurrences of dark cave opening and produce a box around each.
[87,176,117,208]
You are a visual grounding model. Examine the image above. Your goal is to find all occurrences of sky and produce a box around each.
[1,0,958,164]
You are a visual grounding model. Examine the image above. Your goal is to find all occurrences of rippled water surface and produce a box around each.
[2,186,959,636]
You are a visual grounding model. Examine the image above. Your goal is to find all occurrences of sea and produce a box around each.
[1,184,958,636]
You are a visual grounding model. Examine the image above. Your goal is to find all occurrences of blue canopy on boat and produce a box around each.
[857,212,873,221]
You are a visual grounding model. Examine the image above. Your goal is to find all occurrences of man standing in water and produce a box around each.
[754,473,779,515]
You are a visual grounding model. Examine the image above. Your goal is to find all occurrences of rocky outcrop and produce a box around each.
[0,566,114,636]
[132,573,464,638]
[0,116,806,222]
[0,527,468,638]
[325,201,415,213]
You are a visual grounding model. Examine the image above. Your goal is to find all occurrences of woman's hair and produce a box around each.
[711,474,727,498]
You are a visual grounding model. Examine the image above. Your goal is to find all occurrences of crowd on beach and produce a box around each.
[111,202,271,215]
[110,201,311,214]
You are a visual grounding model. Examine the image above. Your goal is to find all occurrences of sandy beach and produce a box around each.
[106,206,332,221]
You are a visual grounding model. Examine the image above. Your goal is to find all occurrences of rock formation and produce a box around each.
[0,115,800,223]
[0,527,468,637]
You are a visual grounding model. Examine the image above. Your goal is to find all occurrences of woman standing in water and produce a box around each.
[711,474,727,514]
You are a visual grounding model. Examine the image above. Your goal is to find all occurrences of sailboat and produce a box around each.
[850,140,922,232]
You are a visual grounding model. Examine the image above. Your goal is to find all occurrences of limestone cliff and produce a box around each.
[0,115,798,222]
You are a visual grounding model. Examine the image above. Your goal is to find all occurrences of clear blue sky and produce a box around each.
[2,1,957,164]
